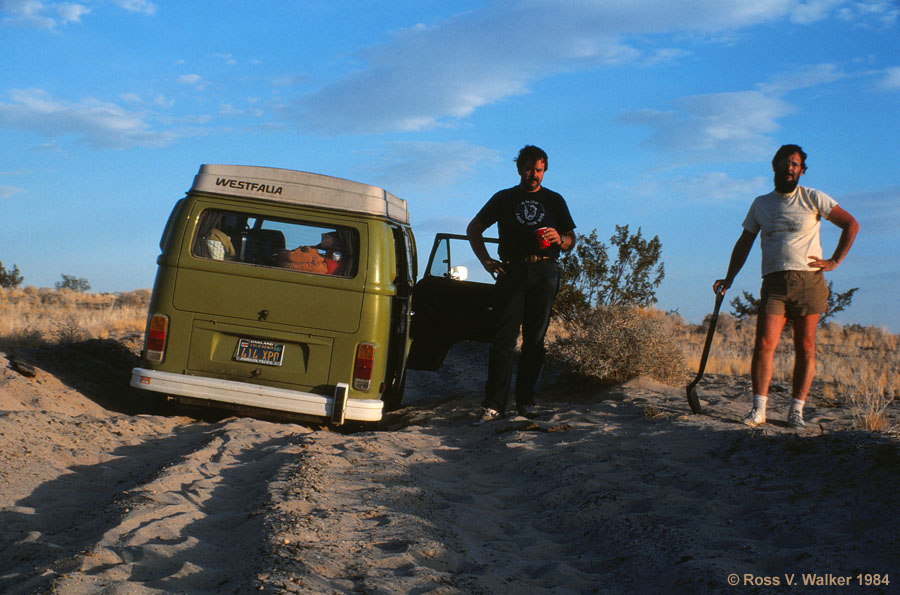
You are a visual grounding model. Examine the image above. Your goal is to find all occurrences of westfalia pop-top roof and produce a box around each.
[190,164,409,225]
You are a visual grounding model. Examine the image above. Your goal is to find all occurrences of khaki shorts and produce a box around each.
[760,271,829,317]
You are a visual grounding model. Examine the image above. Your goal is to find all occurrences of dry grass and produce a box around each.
[0,286,150,347]
[547,304,898,432]
[678,313,899,432]
[3,285,896,432]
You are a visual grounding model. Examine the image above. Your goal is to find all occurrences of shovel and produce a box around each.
[686,288,726,414]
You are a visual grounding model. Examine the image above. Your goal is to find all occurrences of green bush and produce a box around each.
[0,262,24,288]
[56,316,87,344]
[555,225,664,322]
[55,274,91,292]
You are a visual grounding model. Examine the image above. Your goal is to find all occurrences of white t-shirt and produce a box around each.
[742,186,837,276]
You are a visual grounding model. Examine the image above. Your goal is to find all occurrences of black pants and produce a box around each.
[482,259,560,412]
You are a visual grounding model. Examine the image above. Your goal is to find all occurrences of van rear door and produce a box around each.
[171,204,365,391]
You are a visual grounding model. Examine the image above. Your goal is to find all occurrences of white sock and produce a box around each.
[790,399,805,414]
[753,394,768,411]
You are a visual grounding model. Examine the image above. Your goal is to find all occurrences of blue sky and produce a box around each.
[1,0,898,331]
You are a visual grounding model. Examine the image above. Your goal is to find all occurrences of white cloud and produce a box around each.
[621,171,770,205]
[31,139,62,152]
[0,185,24,199]
[218,103,242,116]
[620,61,855,164]
[119,92,175,108]
[669,172,769,202]
[213,52,236,65]
[644,47,692,65]
[1,0,154,27]
[176,73,202,85]
[838,0,899,27]
[880,66,900,89]
[789,0,843,24]
[756,63,846,94]
[153,94,174,108]
[358,141,501,193]
[1,0,62,28]
[619,91,792,163]
[111,0,156,15]
[0,88,175,149]
[56,2,89,23]
[288,0,864,135]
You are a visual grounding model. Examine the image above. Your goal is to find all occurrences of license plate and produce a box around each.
[234,338,284,367]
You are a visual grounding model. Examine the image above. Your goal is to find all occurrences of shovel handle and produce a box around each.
[696,290,725,379]
[686,288,727,414]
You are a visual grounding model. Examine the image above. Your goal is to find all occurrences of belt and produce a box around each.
[523,254,553,263]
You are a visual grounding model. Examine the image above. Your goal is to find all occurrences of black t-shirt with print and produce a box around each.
[475,185,576,261]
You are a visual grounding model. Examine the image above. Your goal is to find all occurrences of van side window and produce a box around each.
[426,234,497,283]
[191,209,359,277]
[193,211,238,260]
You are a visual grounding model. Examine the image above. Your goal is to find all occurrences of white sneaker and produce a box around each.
[743,408,766,427]
[473,407,501,426]
[788,410,806,428]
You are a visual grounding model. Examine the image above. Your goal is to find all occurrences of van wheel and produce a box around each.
[147,393,179,416]
[381,372,406,412]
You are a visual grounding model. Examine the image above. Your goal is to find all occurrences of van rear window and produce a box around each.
[191,209,359,278]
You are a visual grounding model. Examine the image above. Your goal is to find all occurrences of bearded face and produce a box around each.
[773,152,804,194]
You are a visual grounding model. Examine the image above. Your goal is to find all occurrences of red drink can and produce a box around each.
[535,227,551,249]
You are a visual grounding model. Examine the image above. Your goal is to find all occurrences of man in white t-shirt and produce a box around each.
[714,145,859,428]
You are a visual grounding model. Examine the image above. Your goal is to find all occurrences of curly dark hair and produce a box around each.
[515,145,548,172]
[772,144,808,172]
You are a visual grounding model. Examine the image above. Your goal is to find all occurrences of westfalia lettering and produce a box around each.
[215,178,283,195]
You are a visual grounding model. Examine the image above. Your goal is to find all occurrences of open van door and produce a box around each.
[406,233,499,370]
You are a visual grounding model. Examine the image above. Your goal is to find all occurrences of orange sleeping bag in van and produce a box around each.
[278,246,328,274]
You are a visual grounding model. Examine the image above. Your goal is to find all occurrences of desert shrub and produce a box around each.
[830,323,898,351]
[115,289,152,309]
[56,316,87,343]
[555,225,665,322]
[822,284,859,323]
[55,274,91,292]
[550,306,686,386]
[40,287,71,306]
[728,290,760,321]
[847,366,894,431]
[0,261,24,288]
[6,328,47,347]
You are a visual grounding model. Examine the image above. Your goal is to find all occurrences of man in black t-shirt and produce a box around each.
[467,145,576,423]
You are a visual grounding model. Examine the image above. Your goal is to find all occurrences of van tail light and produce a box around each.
[145,314,169,363]
[353,343,375,391]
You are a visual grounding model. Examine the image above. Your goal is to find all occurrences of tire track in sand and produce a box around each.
[1,417,311,594]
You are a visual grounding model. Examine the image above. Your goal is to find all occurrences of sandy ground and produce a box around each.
[1,338,899,594]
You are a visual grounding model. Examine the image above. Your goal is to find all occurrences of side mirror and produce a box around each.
[449,265,468,281]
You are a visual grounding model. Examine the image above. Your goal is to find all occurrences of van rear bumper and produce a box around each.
[130,368,383,423]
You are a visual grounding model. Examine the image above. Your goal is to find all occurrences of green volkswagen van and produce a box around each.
[131,164,498,425]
